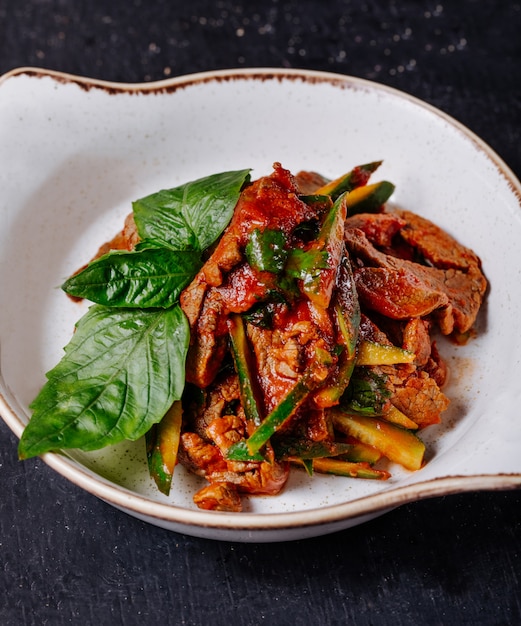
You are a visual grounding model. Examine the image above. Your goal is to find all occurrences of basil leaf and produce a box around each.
[133,169,251,251]
[61,247,202,308]
[18,304,189,458]
[342,368,391,416]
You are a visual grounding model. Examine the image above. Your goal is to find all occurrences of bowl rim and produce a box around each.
[1,65,520,535]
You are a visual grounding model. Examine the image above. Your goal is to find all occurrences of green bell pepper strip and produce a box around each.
[345,180,395,215]
[245,228,288,274]
[272,437,358,460]
[313,251,360,406]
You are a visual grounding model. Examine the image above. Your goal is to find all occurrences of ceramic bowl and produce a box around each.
[1,67,520,542]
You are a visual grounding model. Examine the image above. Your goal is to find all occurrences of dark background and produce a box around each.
[1,1,520,624]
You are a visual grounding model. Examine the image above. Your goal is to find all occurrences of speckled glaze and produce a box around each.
[0,67,520,542]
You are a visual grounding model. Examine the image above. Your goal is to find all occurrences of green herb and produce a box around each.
[62,247,202,308]
[19,170,250,459]
[19,305,189,458]
[133,169,251,251]
[342,367,391,416]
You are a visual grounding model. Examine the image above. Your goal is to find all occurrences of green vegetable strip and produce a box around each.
[314,253,360,406]
[332,410,425,471]
[345,180,395,215]
[300,457,390,480]
[301,193,348,308]
[272,437,359,460]
[227,315,263,427]
[245,228,288,274]
[146,400,183,496]
[227,375,314,459]
[313,161,382,199]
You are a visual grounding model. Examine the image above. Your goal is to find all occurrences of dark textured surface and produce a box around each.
[1,2,520,624]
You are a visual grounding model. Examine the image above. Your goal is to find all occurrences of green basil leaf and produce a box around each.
[61,248,202,308]
[133,169,251,251]
[18,304,189,459]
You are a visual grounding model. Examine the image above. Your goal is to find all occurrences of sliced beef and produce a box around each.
[391,371,450,427]
[192,482,243,512]
[345,226,487,334]
[393,208,483,271]
[345,212,406,247]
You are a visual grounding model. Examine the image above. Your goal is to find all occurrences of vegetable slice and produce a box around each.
[245,228,288,274]
[227,374,314,460]
[356,340,415,366]
[314,252,360,406]
[314,161,382,199]
[227,315,263,427]
[345,180,395,215]
[332,410,425,471]
[300,193,348,308]
[293,457,390,480]
[146,400,183,495]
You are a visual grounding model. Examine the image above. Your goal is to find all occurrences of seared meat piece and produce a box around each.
[246,299,337,414]
[345,225,487,334]
[179,424,289,503]
[69,213,139,288]
[423,340,449,388]
[193,482,242,512]
[401,318,433,367]
[393,209,483,271]
[91,213,140,257]
[354,266,450,319]
[294,170,329,194]
[391,372,450,427]
[180,370,290,507]
[345,212,407,248]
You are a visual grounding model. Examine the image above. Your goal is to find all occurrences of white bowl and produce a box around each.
[1,67,520,542]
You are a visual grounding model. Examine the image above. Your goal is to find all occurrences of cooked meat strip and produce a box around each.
[393,208,483,271]
[246,299,337,414]
[401,318,433,367]
[192,482,243,512]
[294,170,330,194]
[345,212,407,248]
[180,370,290,503]
[345,226,486,334]
[391,371,450,427]
[354,266,450,320]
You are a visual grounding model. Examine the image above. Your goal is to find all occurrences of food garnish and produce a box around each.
[18,162,487,512]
